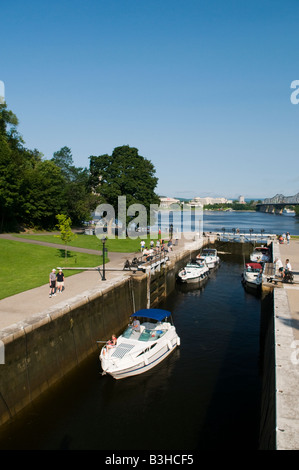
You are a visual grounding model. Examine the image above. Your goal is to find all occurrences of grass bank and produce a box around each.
[0,239,104,300]
[13,233,167,252]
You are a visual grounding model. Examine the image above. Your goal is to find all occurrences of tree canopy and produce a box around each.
[89,145,160,225]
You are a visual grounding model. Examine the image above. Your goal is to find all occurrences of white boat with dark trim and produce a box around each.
[196,248,220,269]
[177,261,209,283]
[241,262,263,288]
[99,309,180,379]
[250,246,270,263]
[282,208,295,216]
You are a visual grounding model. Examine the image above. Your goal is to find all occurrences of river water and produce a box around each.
[0,211,296,451]
[202,210,299,236]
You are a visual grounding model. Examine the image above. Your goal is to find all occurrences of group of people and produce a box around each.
[278,232,291,244]
[275,258,292,278]
[49,268,65,298]
[140,239,174,261]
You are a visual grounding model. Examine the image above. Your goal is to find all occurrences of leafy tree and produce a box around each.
[52,146,75,181]
[52,146,97,225]
[0,134,19,230]
[55,214,77,259]
[22,160,66,229]
[89,145,160,230]
[0,104,29,230]
[0,103,19,138]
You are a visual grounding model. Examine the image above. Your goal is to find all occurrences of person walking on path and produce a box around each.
[49,269,57,298]
[56,268,65,293]
[286,232,291,245]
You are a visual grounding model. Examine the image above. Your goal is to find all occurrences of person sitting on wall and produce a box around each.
[274,257,283,277]
[283,259,292,278]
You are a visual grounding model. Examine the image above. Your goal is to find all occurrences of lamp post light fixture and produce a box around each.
[102,236,107,281]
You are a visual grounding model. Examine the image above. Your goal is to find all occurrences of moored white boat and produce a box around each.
[196,248,220,269]
[250,246,270,263]
[99,309,180,379]
[177,261,209,283]
[242,262,263,288]
[282,208,295,216]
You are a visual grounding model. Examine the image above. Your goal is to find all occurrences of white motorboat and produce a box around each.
[282,208,295,216]
[177,261,209,283]
[196,248,220,269]
[99,309,180,379]
[250,246,270,263]
[242,262,263,288]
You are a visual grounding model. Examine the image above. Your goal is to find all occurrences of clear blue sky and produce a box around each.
[1,0,299,200]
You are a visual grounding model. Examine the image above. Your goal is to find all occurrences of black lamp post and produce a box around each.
[102,236,107,281]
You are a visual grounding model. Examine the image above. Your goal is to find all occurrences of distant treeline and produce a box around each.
[203,200,260,211]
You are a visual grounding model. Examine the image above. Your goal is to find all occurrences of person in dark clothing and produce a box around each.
[56,268,65,293]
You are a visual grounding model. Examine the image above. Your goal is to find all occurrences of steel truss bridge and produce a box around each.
[256,193,299,213]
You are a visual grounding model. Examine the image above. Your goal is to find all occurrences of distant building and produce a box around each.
[238,195,245,204]
[159,197,180,208]
[189,196,231,206]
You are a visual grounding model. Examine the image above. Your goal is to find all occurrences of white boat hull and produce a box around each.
[242,272,262,288]
[204,259,218,269]
[177,263,209,283]
[102,339,179,379]
[243,277,262,288]
[196,249,220,270]
[99,311,180,380]
[178,273,209,283]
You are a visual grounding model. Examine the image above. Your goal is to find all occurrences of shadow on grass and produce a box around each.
[57,249,78,260]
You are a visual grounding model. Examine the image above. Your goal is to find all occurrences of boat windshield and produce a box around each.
[139,328,166,342]
[122,325,166,341]
[122,325,136,339]
[203,249,216,255]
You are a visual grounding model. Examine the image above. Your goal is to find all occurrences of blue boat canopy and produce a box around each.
[131,309,171,322]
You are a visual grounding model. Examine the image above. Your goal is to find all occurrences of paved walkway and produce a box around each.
[277,238,299,341]
[273,238,299,450]
[0,234,199,331]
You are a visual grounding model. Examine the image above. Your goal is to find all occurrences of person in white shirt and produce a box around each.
[283,259,292,278]
[275,258,283,276]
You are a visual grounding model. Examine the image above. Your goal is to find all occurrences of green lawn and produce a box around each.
[0,239,104,300]
[13,232,168,252]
